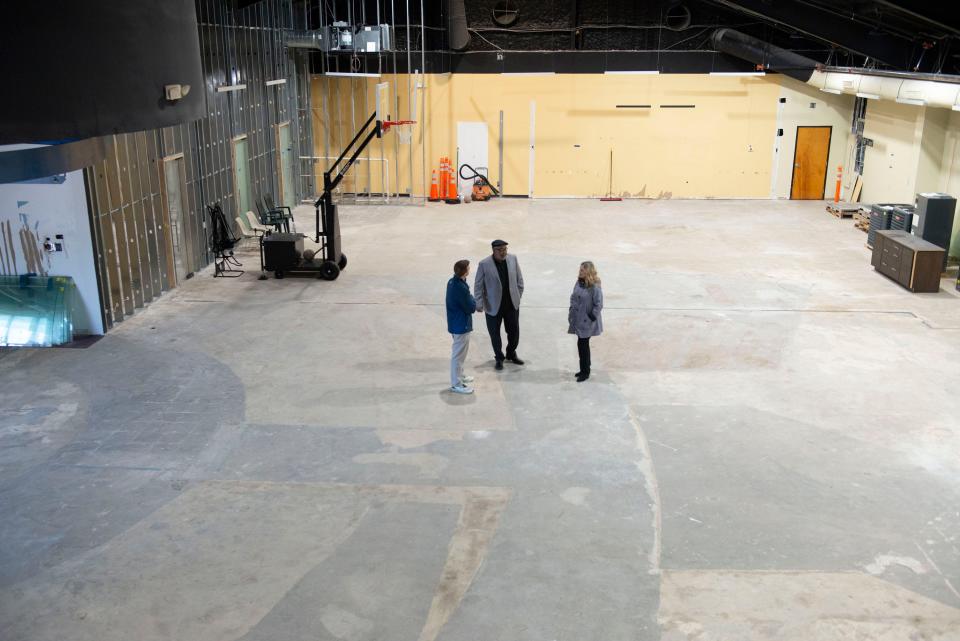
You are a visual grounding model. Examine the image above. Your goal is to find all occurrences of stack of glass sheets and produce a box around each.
[0,275,75,347]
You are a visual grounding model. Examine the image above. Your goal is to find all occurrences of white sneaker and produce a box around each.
[450,384,474,395]
[460,375,475,384]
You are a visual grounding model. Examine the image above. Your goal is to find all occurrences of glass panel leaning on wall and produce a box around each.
[0,275,75,347]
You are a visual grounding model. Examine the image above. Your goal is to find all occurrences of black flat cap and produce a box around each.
[491,239,508,247]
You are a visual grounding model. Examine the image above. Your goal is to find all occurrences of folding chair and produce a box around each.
[235,216,263,248]
[245,211,273,235]
[208,203,243,277]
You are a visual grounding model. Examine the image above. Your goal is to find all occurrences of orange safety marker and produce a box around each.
[834,165,843,203]
[446,162,459,201]
[428,169,440,202]
[439,157,448,199]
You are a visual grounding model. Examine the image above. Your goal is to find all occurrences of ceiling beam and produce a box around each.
[709,0,916,68]
[871,1,960,37]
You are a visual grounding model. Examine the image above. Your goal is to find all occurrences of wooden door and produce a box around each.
[790,126,832,200]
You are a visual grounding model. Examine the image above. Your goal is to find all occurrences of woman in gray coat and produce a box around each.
[568,261,603,382]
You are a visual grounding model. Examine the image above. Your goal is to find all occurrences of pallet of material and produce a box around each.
[853,211,870,232]
[826,202,860,218]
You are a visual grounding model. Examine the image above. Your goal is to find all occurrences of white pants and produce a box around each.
[450,332,470,387]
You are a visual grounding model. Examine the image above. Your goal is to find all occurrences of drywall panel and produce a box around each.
[916,107,949,195]
[860,100,924,203]
[313,73,786,199]
[456,121,489,195]
[772,78,854,200]
[938,110,960,260]
[0,145,104,335]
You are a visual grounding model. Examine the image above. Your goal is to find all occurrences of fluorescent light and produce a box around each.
[325,71,382,78]
[265,78,287,86]
[709,71,765,77]
[953,104,960,112]
[604,70,659,75]
[501,72,556,76]
[216,84,246,92]
[855,92,880,99]
[820,87,842,94]
[895,97,925,105]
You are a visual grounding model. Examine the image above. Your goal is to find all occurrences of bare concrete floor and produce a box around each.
[2,198,960,640]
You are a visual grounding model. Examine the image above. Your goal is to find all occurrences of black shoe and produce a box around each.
[495,360,504,371]
[506,354,525,365]
[574,371,581,378]
[576,372,590,382]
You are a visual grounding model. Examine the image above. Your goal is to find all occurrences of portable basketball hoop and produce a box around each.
[381,120,416,132]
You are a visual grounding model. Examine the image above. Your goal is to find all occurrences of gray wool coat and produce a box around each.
[474,254,524,314]
[568,281,603,338]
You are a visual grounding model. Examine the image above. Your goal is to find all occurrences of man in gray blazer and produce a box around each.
[474,239,524,370]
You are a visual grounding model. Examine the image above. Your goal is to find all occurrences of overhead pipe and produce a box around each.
[712,28,960,110]
[710,28,817,82]
[447,0,470,52]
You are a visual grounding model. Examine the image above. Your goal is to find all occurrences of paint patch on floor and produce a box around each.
[659,569,960,640]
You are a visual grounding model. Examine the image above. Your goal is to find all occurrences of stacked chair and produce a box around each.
[255,193,295,232]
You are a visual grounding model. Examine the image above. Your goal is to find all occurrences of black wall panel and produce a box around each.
[0,1,206,144]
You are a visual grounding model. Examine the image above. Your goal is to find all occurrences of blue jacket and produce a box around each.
[446,276,476,334]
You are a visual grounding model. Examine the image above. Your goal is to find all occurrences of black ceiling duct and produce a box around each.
[711,28,818,82]
[0,0,205,145]
[449,0,471,51]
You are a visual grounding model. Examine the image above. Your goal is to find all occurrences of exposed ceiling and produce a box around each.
[707,0,958,74]
[456,0,959,74]
[305,0,959,75]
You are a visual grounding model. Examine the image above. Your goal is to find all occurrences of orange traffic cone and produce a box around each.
[446,162,458,201]
[428,170,440,202]
[439,158,447,199]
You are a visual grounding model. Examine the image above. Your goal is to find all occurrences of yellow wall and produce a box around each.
[860,99,925,203]
[938,110,960,259]
[313,73,790,199]
[916,107,949,195]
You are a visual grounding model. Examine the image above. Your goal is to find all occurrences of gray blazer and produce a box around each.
[474,254,524,314]
[568,282,603,338]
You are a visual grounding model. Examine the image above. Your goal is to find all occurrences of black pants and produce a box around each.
[577,337,591,374]
[485,306,520,362]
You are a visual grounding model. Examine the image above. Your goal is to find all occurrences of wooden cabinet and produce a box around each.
[871,230,945,293]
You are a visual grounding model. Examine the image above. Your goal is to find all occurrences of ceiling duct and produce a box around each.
[286,30,327,49]
[710,28,817,82]
[286,26,393,53]
[713,28,960,110]
[448,0,470,52]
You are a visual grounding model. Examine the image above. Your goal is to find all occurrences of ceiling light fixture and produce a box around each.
[604,70,659,75]
[709,71,765,77]
[820,87,842,94]
[855,92,880,99]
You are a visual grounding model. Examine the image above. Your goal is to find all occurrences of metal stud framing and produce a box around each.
[84,0,311,329]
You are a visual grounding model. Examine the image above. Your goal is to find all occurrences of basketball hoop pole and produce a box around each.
[313,112,416,262]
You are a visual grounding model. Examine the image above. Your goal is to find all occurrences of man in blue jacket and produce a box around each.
[447,259,478,394]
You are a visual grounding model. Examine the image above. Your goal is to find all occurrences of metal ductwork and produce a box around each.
[286,30,326,49]
[711,28,817,82]
[713,28,960,110]
[810,68,960,109]
[448,0,470,52]
[286,26,393,53]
